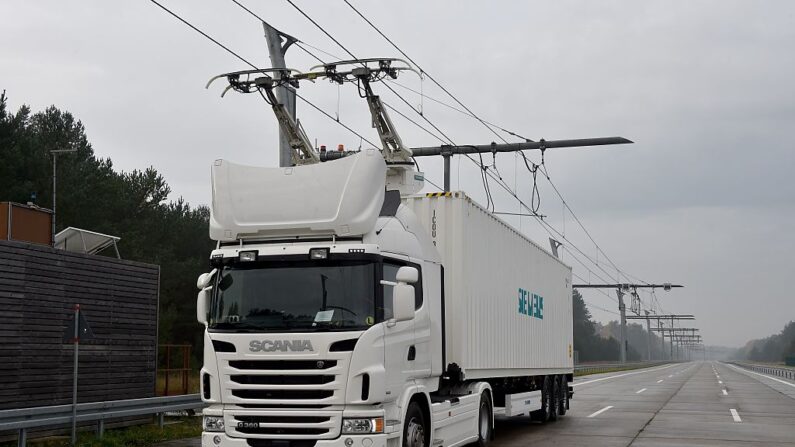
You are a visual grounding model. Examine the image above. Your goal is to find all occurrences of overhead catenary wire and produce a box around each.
[227,1,450,189]
[283,0,497,209]
[341,0,669,315]
[232,2,659,318]
[152,0,449,194]
[148,0,385,152]
[341,0,512,145]
[389,78,657,297]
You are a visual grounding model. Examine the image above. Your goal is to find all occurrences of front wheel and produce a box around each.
[403,402,427,447]
[477,392,493,445]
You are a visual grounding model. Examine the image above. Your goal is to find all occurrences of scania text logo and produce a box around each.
[249,340,314,352]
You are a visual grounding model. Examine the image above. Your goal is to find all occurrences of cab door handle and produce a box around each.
[407,345,416,361]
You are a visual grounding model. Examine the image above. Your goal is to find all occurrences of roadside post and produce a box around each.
[62,304,94,445]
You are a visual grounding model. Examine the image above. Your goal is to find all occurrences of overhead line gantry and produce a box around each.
[573,283,684,363]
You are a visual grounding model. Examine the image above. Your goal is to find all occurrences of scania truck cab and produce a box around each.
[197,151,573,447]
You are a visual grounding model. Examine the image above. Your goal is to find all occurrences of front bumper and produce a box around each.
[201,432,389,447]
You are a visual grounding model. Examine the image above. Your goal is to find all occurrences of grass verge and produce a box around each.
[2,417,201,447]
[574,364,666,377]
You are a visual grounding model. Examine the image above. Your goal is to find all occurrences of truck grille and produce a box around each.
[231,389,334,400]
[231,375,335,385]
[221,356,346,407]
[229,360,337,370]
[221,353,348,439]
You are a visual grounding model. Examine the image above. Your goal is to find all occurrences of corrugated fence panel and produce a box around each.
[0,240,159,410]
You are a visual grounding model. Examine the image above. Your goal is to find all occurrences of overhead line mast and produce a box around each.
[573,283,684,363]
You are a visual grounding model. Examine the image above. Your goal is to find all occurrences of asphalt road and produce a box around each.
[491,361,795,447]
[159,362,795,447]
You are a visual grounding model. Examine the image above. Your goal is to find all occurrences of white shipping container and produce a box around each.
[405,192,573,380]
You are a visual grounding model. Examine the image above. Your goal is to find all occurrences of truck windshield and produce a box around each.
[208,260,377,332]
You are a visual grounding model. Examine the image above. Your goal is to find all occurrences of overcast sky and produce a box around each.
[2,1,793,347]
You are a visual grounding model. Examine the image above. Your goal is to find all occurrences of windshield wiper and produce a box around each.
[210,321,266,331]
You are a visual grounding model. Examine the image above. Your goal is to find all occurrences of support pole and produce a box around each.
[645,310,652,361]
[670,317,675,360]
[442,147,452,192]
[52,153,57,246]
[617,289,627,363]
[263,22,297,168]
[50,148,76,245]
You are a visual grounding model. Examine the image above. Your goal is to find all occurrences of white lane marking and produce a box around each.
[572,364,677,388]
[588,406,614,418]
[668,375,673,378]
[657,379,663,383]
[730,408,742,422]
[722,389,728,395]
[726,364,795,389]
[719,380,723,384]
[636,388,647,394]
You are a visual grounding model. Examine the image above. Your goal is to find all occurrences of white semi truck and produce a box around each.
[196,59,574,447]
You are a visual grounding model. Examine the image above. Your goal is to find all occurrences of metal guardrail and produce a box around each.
[729,362,795,381]
[574,361,670,375]
[0,394,205,447]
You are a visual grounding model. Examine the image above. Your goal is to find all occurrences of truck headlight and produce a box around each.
[203,416,225,432]
[342,417,384,434]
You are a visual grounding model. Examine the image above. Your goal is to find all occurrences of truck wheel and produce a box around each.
[477,392,493,445]
[403,402,427,447]
[558,375,568,416]
[531,376,552,423]
[548,377,559,422]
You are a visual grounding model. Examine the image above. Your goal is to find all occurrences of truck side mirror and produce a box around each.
[197,289,210,325]
[396,266,418,284]
[197,269,217,290]
[392,283,415,322]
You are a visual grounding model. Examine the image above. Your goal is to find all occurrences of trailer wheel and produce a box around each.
[403,402,427,447]
[548,377,559,422]
[477,391,493,445]
[558,375,568,416]
[531,376,552,423]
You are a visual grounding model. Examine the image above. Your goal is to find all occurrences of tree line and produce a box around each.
[733,321,795,364]
[0,91,213,361]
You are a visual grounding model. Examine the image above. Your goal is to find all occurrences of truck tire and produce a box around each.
[558,375,568,416]
[548,377,559,422]
[403,402,427,447]
[531,376,552,423]
[477,391,493,445]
